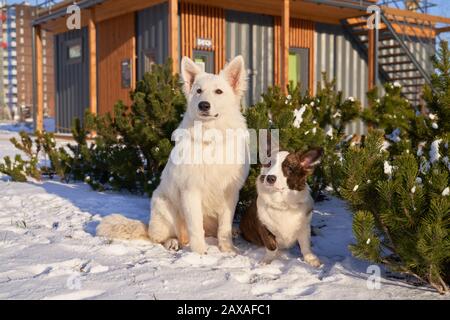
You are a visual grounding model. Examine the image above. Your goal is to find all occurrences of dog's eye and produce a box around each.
[196,88,202,94]
[287,166,296,174]
[262,161,271,168]
[215,89,223,95]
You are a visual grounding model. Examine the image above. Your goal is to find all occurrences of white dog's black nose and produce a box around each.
[198,101,211,112]
[266,175,277,185]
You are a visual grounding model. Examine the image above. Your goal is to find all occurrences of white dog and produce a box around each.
[97,56,249,254]
[240,149,323,267]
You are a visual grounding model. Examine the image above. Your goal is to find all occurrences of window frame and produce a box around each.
[288,47,310,94]
[65,38,83,65]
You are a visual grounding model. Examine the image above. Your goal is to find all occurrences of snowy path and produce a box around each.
[0,132,447,300]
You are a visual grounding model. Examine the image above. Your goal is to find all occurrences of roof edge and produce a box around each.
[32,0,106,26]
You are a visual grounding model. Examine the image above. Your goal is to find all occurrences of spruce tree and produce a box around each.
[341,131,449,294]
[341,41,450,294]
[1,59,185,195]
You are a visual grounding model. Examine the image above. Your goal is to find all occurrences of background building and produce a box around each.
[31,0,450,134]
[0,1,54,122]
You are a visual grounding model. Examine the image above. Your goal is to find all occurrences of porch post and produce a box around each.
[281,0,290,93]
[169,0,179,74]
[88,8,97,116]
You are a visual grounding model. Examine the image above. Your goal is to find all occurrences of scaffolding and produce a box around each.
[380,0,437,14]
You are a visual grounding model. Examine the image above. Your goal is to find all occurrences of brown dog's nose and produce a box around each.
[266,175,277,185]
[198,101,211,112]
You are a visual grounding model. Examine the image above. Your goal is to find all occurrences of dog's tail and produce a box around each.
[96,214,150,241]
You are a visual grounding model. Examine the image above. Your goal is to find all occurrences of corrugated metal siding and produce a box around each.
[315,23,368,134]
[136,2,169,80]
[54,28,90,134]
[226,11,274,107]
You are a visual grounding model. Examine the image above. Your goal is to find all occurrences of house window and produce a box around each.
[69,45,81,59]
[66,39,82,64]
[193,50,214,74]
[68,44,81,59]
[288,48,309,94]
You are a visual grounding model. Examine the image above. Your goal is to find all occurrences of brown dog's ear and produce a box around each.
[298,148,323,174]
[181,56,203,96]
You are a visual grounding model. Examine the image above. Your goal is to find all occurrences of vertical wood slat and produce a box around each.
[281,0,290,93]
[88,8,97,116]
[180,0,225,73]
[132,26,136,90]
[35,26,44,132]
[275,15,315,94]
[274,16,281,86]
[309,21,314,93]
[168,0,179,73]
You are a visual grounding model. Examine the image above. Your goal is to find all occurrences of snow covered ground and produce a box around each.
[0,130,447,300]
[0,118,55,134]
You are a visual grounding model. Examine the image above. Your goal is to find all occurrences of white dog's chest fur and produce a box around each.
[158,125,249,230]
[257,190,313,249]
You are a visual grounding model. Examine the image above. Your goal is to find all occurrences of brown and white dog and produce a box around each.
[240,148,323,267]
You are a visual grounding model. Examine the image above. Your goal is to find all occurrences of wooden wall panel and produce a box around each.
[169,0,179,73]
[97,13,136,115]
[180,1,225,74]
[274,17,315,92]
[88,8,97,116]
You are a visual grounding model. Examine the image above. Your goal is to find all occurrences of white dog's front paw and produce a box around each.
[304,253,321,268]
[190,239,207,255]
[219,242,238,254]
[164,238,180,251]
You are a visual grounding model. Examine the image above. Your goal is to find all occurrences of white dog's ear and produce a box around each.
[181,56,203,95]
[221,55,247,97]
